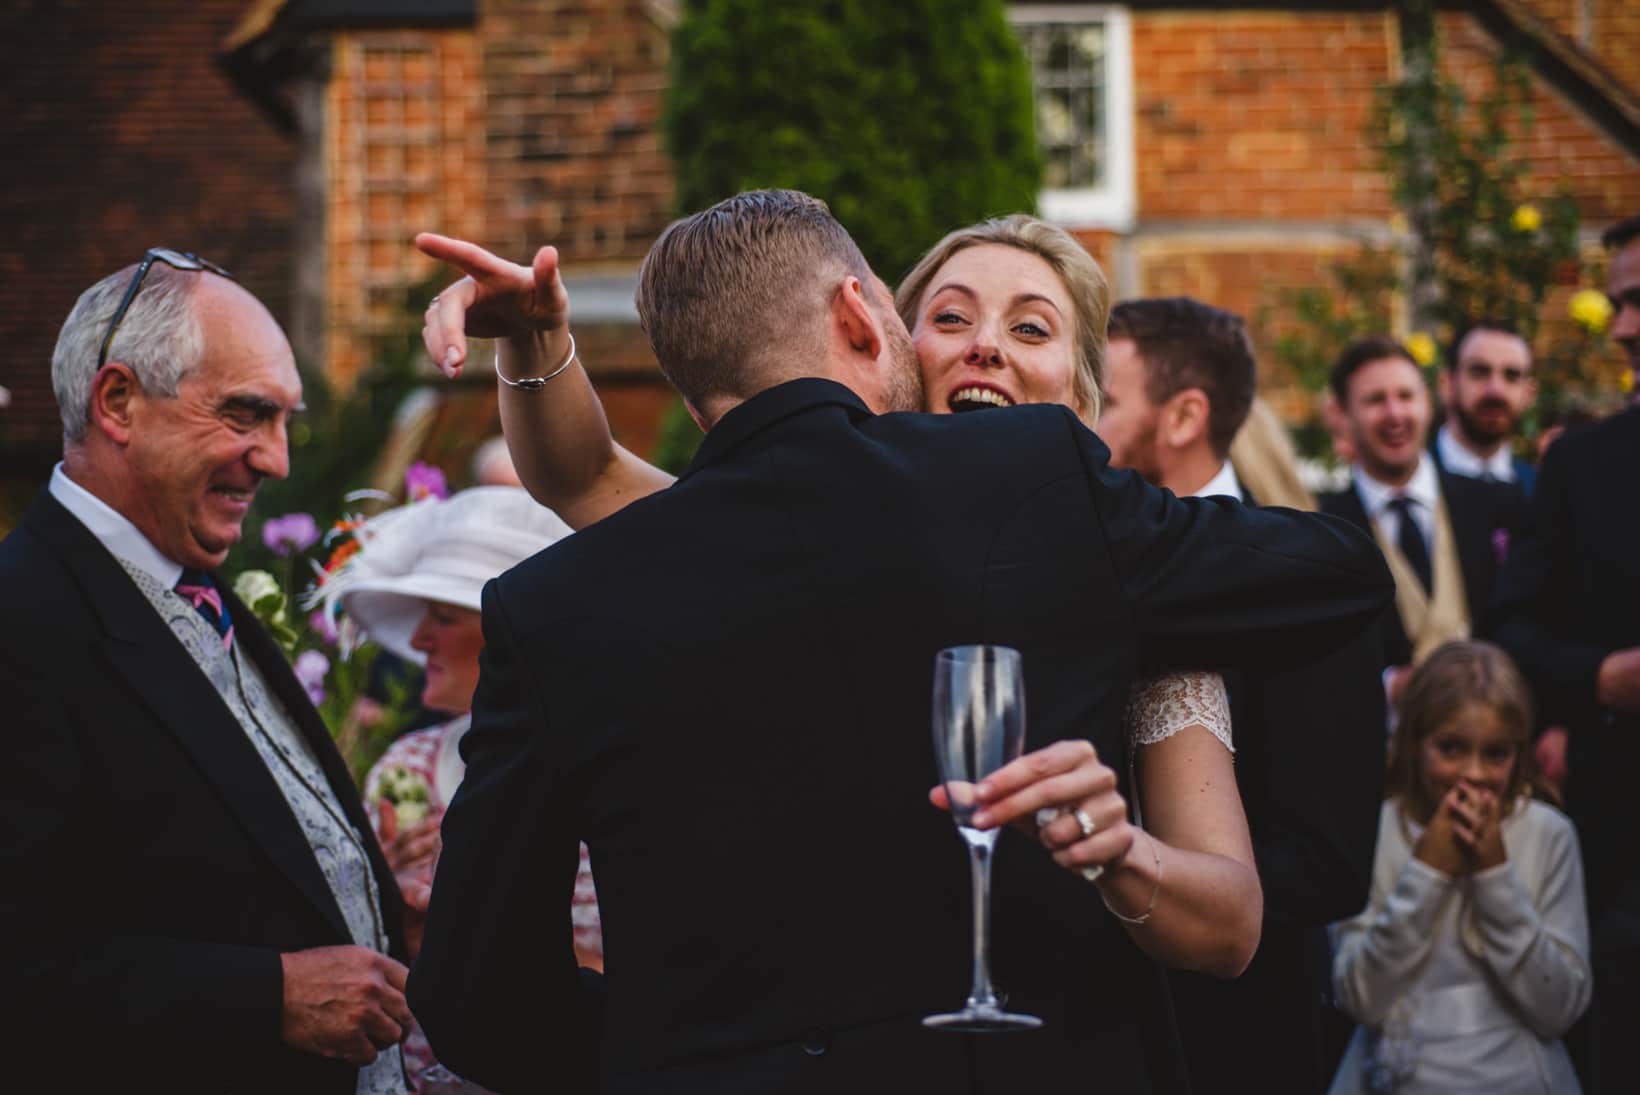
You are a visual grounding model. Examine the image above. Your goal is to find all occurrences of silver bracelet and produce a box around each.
[1102,829,1162,925]
[495,332,576,391]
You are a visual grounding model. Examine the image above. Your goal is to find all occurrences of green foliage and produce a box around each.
[664,0,1042,283]
[652,396,704,475]
[1374,34,1580,339]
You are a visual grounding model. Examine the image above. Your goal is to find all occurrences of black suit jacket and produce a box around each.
[1319,469,1521,668]
[1489,407,1640,922]
[1170,490,1386,1095]
[0,490,406,1094]
[409,380,1393,1094]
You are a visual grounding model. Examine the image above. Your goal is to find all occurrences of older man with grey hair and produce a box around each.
[0,251,412,1094]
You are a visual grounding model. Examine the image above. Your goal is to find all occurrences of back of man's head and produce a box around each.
[51,262,203,447]
[1106,296,1256,458]
[636,189,873,412]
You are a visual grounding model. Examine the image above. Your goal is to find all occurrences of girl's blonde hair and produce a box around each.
[894,214,1109,424]
[1386,640,1543,816]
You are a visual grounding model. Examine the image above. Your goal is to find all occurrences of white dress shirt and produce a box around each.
[1352,455,1438,556]
[1436,423,1515,482]
[1191,461,1244,502]
[48,463,183,587]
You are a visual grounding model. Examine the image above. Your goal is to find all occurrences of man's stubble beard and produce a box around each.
[1450,399,1518,448]
[882,317,926,413]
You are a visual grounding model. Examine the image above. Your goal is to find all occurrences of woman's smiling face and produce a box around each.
[910,243,1081,416]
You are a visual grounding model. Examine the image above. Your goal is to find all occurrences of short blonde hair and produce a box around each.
[895,215,1109,423]
[636,189,872,409]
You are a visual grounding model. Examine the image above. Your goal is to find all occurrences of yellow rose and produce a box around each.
[1511,204,1542,233]
[1404,332,1438,368]
[1568,288,1614,334]
[1388,212,1410,235]
[1622,369,1635,395]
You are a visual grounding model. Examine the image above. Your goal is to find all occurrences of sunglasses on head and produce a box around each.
[97,248,235,370]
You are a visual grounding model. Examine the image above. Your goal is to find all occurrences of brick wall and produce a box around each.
[0,0,298,476]
[324,29,487,387]
[480,0,675,266]
[1132,11,1397,224]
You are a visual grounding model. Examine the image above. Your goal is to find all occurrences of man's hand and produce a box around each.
[415,233,571,378]
[1596,646,1640,714]
[1534,727,1568,790]
[280,946,412,1067]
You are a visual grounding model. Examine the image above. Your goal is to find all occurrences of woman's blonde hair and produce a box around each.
[1386,640,1542,817]
[894,214,1109,423]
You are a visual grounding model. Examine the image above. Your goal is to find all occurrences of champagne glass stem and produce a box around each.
[965,832,1000,1009]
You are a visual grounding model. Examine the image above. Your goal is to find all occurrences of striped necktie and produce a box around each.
[175,568,234,649]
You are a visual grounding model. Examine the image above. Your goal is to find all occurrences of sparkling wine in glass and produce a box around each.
[923,644,1043,1031]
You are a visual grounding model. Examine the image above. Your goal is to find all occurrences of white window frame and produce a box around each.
[1010,4,1135,231]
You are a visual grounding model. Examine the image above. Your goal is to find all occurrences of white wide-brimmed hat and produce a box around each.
[319,486,572,662]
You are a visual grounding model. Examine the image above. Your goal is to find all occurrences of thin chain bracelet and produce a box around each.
[495,332,576,391]
[1103,828,1162,925]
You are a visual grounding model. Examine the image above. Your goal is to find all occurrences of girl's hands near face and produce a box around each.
[1449,781,1507,871]
[1413,788,1468,876]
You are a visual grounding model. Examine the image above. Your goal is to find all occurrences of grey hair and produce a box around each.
[51,262,205,445]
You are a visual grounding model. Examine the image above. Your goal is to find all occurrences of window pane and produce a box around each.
[1012,17,1108,191]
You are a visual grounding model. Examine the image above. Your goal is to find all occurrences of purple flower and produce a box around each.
[294,649,330,706]
[262,513,320,556]
[1491,527,1511,566]
[405,461,449,502]
[308,609,339,648]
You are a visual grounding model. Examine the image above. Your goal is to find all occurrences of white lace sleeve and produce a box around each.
[1124,671,1233,753]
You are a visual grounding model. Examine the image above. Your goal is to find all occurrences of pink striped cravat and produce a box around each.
[174,569,234,650]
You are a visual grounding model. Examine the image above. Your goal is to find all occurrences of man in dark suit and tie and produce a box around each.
[1490,213,1640,1094]
[0,253,412,1092]
[1319,336,1521,703]
[1100,297,1385,1094]
[408,190,1394,1093]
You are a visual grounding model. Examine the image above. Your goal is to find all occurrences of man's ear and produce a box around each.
[1162,388,1210,451]
[89,363,141,445]
[832,276,884,361]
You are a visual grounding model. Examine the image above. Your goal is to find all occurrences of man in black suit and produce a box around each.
[1319,336,1521,703]
[1101,298,1385,1094]
[1490,213,1640,1094]
[0,254,412,1092]
[409,190,1393,1093]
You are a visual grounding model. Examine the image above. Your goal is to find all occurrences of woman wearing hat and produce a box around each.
[323,486,591,1091]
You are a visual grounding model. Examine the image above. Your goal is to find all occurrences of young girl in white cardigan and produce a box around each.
[1329,641,1591,1094]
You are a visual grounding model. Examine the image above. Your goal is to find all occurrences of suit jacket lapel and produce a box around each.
[28,493,353,940]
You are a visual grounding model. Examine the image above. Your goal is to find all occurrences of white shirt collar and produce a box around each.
[1189,462,1244,502]
[48,463,184,587]
[1436,423,1514,482]
[1352,452,1439,520]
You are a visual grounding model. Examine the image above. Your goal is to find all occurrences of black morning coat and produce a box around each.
[410,378,1394,1095]
[0,489,406,1094]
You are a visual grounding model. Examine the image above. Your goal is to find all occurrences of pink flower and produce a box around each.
[262,513,320,556]
[405,462,449,502]
[294,649,330,706]
[308,609,340,647]
[1492,527,1510,565]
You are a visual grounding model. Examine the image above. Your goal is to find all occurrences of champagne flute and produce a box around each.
[923,644,1043,1031]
